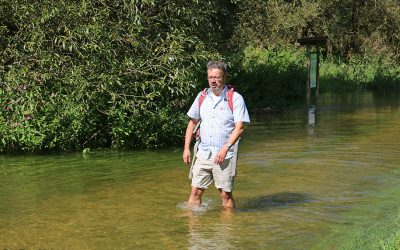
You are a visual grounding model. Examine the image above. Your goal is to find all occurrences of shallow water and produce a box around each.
[1,91,400,249]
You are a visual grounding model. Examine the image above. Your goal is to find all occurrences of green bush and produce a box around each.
[231,45,307,108]
[1,0,399,152]
[0,0,224,152]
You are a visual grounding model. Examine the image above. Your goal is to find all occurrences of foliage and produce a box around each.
[232,0,321,48]
[231,0,400,96]
[230,45,307,108]
[0,0,399,152]
[320,0,400,59]
[0,0,227,152]
[232,0,400,61]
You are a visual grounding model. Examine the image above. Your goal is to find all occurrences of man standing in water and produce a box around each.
[183,61,250,208]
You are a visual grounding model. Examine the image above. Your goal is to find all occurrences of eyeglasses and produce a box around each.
[208,76,223,81]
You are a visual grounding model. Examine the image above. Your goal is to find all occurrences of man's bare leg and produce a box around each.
[219,190,235,208]
[188,187,205,207]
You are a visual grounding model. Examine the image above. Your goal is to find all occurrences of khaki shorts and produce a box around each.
[191,155,235,192]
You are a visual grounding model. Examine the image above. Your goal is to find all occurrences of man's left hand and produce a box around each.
[214,147,228,164]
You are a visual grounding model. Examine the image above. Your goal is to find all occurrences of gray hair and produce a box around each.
[207,61,228,75]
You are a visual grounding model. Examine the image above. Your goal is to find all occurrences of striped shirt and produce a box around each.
[187,85,250,159]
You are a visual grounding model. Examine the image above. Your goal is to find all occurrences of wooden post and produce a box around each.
[316,45,320,98]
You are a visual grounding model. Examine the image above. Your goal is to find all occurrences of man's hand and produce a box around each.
[183,148,191,165]
[183,118,198,165]
[213,122,244,165]
[214,146,229,164]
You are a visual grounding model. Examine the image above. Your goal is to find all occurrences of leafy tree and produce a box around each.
[0,0,234,152]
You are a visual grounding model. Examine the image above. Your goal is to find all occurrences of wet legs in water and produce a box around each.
[219,189,235,208]
[188,187,235,208]
[188,187,205,207]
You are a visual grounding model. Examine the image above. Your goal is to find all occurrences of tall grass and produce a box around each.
[319,51,400,92]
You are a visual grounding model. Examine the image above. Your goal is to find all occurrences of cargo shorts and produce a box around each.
[190,153,235,192]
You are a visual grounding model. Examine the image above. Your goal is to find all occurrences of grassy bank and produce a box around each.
[314,181,400,249]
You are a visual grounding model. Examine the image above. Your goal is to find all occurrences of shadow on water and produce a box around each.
[238,192,313,212]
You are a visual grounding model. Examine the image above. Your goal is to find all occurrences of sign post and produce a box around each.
[297,37,326,102]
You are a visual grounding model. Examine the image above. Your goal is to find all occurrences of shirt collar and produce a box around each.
[207,85,228,97]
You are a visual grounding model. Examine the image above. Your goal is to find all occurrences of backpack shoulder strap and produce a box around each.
[226,85,236,112]
[195,88,208,141]
[198,88,208,109]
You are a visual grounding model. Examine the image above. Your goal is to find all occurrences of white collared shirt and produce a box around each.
[187,86,250,159]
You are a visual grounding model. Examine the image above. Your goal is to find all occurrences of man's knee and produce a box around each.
[220,190,233,200]
[190,187,204,198]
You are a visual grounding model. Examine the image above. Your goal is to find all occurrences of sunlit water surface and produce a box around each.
[1,92,400,249]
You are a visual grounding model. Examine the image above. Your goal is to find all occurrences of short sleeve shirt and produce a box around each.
[187,86,250,159]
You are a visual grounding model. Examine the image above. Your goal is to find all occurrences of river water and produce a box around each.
[1,91,400,249]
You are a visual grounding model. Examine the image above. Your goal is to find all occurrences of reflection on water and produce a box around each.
[307,104,317,137]
[186,208,236,250]
[1,91,400,248]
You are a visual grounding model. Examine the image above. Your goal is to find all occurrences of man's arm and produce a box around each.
[213,121,244,164]
[183,118,199,164]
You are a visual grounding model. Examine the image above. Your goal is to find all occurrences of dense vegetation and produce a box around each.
[1,0,399,152]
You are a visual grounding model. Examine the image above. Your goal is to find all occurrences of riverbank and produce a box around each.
[316,185,400,249]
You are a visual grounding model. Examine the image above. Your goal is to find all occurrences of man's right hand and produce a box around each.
[183,149,191,165]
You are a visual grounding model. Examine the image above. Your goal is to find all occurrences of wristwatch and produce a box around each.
[226,142,232,149]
